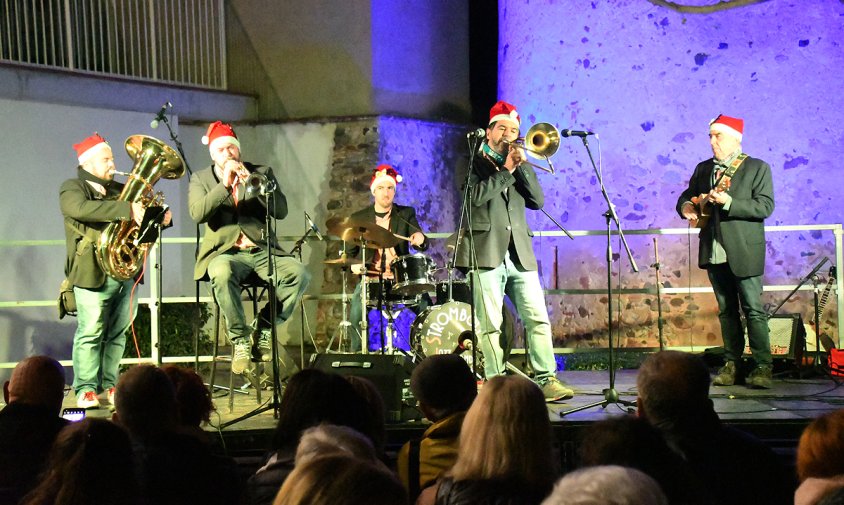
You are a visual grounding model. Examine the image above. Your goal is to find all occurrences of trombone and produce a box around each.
[502,122,560,174]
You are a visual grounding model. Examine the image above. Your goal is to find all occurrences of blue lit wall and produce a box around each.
[496,1,844,346]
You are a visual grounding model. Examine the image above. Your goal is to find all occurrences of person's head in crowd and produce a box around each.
[273,454,407,505]
[3,355,66,415]
[271,369,371,452]
[294,424,380,467]
[451,375,555,490]
[160,364,215,428]
[636,350,715,430]
[112,364,177,441]
[344,375,386,454]
[817,485,844,505]
[541,465,668,505]
[797,409,844,482]
[19,418,136,505]
[577,415,692,504]
[411,355,477,422]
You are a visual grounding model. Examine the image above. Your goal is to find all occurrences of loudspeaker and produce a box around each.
[309,353,420,422]
[744,314,805,364]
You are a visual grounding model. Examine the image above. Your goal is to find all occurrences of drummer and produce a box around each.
[346,165,430,352]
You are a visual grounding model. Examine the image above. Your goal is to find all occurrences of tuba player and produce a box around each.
[60,133,171,409]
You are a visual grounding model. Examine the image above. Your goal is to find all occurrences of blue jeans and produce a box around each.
[72,276,136,394]
[207,249,311,344]
[471,251,557,382]
[707,263,771,365]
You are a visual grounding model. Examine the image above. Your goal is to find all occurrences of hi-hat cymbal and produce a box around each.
[325,216,399,249]
[323,255,360,267]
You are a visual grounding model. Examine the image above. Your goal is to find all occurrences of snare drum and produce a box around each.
[391,254,435,296]
[412,301,482,371]
[363,278,416,307]
[435,280,472,305]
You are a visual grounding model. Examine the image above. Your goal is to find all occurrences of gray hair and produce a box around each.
[541,465,668,505]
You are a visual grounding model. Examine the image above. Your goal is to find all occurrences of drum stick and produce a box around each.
[393,233,412,242]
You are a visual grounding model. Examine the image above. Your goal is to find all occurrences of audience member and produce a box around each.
[541,465,667,505]
[160,364,215,439]
[113,364,240,505]
[295,424,380,467]
[795,409,844,505]
[636,350,793,505]
[246,368,373,505]
[19,418,137,505]
[0,355,69,502]
[273,454,407,505]
[818,486,844,505]
[345,374,387,456]
[419,375,556,505]
[576,414,700,504]
[396,355,477,500]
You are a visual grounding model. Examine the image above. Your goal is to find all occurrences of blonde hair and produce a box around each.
[450,375,555,487]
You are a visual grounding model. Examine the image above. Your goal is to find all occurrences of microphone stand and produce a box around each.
[561,135,638,417]
[155,112,201,370]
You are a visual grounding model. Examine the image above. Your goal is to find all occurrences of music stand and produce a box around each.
[561,135,638,417]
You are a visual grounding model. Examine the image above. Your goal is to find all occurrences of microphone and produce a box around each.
[561,129,594,138]
[452,331,474,355]
[304,211,324,241]
[466,128,485,139]
[150,101,172,129]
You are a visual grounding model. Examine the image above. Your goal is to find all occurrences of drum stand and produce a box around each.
[327,262,356,352]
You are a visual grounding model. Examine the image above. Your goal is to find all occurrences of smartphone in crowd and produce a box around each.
[61,407,86,422]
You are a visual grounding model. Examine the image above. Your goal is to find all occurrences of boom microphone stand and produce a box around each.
[561,134,639,417]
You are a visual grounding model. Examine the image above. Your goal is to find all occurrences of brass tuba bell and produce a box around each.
[96,135,185,281]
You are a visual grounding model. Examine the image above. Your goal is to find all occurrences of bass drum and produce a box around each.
[412,301,482,372]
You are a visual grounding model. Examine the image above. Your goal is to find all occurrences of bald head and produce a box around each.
[3,355,65,414]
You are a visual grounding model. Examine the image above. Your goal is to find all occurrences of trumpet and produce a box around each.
[502,122,560,174]
[245,171,276,195]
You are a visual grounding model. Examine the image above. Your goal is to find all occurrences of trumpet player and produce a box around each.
[455,101,573,402]
[60,133,172,409]
[189,121,310,375]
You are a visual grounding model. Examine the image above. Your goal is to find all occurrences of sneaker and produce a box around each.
[106,387,116,405]
[541,377,575,402]
[77,390,100,409]
[252,328,272,362]
[713,361,737,386]
[747,364,773,389]
[232,339,252,375]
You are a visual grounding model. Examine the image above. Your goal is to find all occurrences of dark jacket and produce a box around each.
[347,204,429,261]
[188,162,288,281]
[455,154,544,270]
[59,170,132,288]
[434,476,550,505]
[676,155,774,277]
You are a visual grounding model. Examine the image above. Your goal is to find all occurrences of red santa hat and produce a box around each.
[370,164,402,193]
[73,133,110,165]
[709,114,744,142]
[488,100,520,127]
[201,121,240,152]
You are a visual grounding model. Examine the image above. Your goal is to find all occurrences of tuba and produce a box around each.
[96,135,185,281]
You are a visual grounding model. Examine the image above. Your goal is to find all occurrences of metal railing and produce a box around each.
[1,224,842,369]
[0,0,226,88]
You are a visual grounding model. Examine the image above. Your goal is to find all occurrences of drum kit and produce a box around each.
[323,216,479,366]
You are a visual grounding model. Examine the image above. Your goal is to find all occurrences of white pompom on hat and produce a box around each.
[201,121,240,152]
[370,164,402,194]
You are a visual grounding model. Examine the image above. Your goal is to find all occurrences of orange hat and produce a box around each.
[369,164,402,194]
[488,100,520,127]
[201,121,240,152]
[73,133,110,165]
[709,114,744,142]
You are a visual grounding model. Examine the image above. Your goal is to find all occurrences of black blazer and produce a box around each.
[456,154,544,271]
[188,162,288,281]
[347,204,429,261]
[676,155,774,277]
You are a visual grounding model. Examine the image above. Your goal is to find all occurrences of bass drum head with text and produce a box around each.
[412,301,482,373]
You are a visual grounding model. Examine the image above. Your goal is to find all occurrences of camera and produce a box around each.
[61,407,86,422]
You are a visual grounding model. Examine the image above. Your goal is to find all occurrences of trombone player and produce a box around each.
[455,101,574,402]
[189,121,310,375]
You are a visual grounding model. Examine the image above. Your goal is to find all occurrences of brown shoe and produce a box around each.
[747,365,772,389]
[713,361,737,386]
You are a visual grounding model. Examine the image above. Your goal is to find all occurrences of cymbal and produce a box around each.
[323,256,360,267]
[325,217,399,249]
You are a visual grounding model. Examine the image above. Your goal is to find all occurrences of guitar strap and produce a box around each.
[714,153,748,187]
